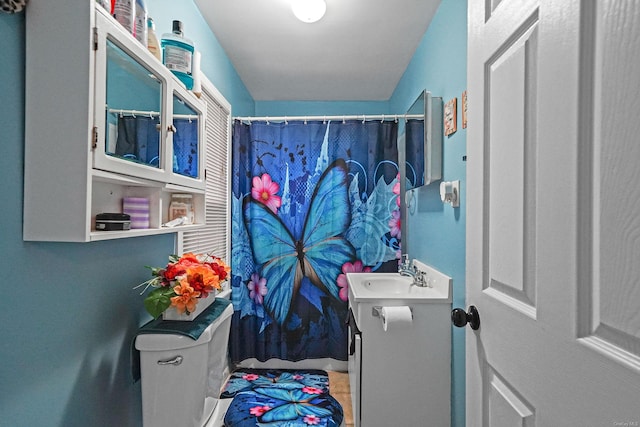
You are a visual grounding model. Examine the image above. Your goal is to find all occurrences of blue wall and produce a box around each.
[389,1,468,426]
[0,2,250,425]
[0,0,467,425]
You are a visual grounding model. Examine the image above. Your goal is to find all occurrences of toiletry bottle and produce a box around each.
[161,20,195,90]
[134,0,148,47]
[146,17,161,61]
[112,0,135,36]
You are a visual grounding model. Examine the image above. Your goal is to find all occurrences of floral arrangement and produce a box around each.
[136,252,230,318]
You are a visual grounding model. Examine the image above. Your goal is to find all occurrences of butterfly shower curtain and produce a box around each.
[230,119,400,362]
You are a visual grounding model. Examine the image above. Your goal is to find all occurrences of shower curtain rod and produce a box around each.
[233,113,423,124]
[107,108,198,121]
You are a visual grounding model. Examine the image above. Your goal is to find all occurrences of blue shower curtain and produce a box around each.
[230,120,400,362]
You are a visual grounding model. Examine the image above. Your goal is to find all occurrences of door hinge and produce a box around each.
[93,27,98,51]
[204,169,207,180]
[91,126,98,149]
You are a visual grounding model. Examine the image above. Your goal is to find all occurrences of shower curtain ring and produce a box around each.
[381,114,385,123]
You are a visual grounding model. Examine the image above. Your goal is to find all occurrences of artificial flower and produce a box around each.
[251,173,282,213]
[170,280,200,314]
[136,252,230,318]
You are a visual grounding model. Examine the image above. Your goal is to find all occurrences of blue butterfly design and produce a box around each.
[243,159,356,325]
[224,387,343,426]
[221,370,330,399]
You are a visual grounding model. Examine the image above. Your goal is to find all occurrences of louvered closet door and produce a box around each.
[178,78,231,262]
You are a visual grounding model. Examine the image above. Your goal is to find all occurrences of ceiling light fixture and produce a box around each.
[291,0,326,23]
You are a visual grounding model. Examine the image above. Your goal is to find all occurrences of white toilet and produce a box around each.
[135,294,346,427]
[135,303,234,427]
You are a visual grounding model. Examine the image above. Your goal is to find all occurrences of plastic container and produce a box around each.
[122,197,150,229]
[146,17,161,61]
[134,0,148,47]
[161,20,195,89]
[95,213,131,231]
[169,193,194,225]
[112,0,135,36]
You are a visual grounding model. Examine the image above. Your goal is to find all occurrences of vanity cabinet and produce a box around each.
[24,2,207,242]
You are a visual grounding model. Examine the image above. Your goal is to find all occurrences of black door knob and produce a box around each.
[451,306,480,330]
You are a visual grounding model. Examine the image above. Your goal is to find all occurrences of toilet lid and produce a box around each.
[135,304,233,351]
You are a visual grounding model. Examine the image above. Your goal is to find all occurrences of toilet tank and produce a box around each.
[135,303,234,427]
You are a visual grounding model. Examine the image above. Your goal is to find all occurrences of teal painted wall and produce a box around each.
[389,1,468,426]
[0,2,251,426]
[0,0,467,425]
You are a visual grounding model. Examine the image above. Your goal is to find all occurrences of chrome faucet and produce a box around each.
[398,254,414,277]
[398,254,429,287]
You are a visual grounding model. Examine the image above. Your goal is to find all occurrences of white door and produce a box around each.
[466,0,640,425]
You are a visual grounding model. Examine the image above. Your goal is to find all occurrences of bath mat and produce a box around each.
[221,369,343,427]
[221,369,330,398]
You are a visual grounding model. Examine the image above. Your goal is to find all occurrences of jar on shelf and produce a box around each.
[169,193,194,224]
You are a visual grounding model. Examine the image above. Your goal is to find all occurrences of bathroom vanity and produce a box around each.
[347,261,452,427]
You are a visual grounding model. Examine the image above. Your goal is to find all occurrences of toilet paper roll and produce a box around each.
[381,306,413,331]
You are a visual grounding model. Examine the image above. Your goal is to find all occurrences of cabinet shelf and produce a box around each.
[24,1,208,242]
[90,223,205,241]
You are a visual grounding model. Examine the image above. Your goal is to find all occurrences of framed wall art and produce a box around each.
[444,97,457,136]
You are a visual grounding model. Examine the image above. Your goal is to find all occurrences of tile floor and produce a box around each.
[328,371,354,427]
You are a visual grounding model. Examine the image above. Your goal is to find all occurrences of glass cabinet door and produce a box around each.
[172,93,200,178]
[168,88,206,188]
[93,9,205,189]
[93,10,168,182]
[105,38,163,168]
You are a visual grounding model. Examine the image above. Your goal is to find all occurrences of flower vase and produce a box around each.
[162,292,216,321]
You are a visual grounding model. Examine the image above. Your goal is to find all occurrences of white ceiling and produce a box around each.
[194,0,441,101]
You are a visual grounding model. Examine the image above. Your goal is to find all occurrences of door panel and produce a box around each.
[467,0,640,425]
[485,13,539,318]
[577,0,640,368]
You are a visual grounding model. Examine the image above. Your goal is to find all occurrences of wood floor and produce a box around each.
[328,371,354,427]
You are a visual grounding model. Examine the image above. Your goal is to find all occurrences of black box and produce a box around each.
[95,213,131,231]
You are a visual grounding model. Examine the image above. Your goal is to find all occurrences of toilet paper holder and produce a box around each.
[372,306,414,320]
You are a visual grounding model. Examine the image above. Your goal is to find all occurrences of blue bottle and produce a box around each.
[161,20,194,89]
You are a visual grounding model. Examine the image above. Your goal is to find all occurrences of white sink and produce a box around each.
[362,275,413,294]
[347,266,451,302]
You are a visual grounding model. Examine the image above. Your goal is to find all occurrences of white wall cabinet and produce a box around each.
[24,2,207,242]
